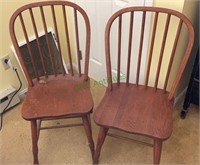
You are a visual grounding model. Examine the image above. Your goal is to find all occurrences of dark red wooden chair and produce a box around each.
[9,1,94,164]
[93,7,194,164]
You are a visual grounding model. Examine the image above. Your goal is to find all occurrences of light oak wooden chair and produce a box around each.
[9,1,94,164]
[93,7,194,164]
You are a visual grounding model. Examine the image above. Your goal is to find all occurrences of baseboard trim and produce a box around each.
[174,87,187,106]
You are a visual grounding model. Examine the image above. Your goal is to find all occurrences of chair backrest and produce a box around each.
[105,7,194,100]
[9,1,90,86]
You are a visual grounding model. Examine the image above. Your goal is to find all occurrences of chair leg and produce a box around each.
[31,120,39,165]
[87,114,92,128]
[93,127,108,164]
[153,139,162,165]
[36,119,41,141]
[82,116,95,162]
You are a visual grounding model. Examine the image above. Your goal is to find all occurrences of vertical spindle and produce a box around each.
[117,15,122,85]
[29,8,48,78]
[51,5,65,76]
[126,12,134,85]
[19,13,39,80]
[74,9,81,76]
[40,6,57,76]
[154,14,171,89]
[62,5,74,76]
[136,11,146,86]
[164,19,183,92]
[145,12,158,87]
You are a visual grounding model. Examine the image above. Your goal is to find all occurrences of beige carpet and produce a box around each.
[0,81,199,165]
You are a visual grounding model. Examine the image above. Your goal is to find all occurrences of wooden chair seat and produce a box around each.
[22,75,93,120]
[94,83,173,140]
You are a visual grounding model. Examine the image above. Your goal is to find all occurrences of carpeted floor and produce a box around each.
[0,81,199,165]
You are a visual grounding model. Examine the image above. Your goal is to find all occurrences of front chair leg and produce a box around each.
[93,127,108,164]
[153,139,163,165]
[87,114,92,130]
[31,120,39,165]
[82,116,95,162]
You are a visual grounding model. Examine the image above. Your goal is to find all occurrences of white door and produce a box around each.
[72,0,153,85]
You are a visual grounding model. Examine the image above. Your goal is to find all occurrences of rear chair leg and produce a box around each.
[93,127,108,164]
[36,119,41,141]
[153,139,162,165]
[31,120,39,165]
[82,116,95,162]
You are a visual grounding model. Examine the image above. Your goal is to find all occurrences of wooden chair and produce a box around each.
[93,7,194,164]
[9,1,94,164]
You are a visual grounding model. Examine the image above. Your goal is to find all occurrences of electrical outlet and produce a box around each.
[1,55,10,70]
